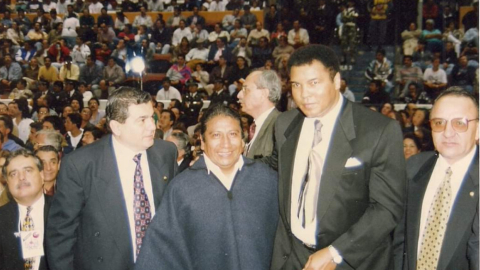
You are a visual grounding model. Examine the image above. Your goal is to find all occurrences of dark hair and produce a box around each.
[403,133,423,151]
[105,87,151,126]
[83,126,104,140]
[35,145,60,160]
[3,149,43,179]
[161,109,176,124]
[0,115,14,133]
[200,105,243,141]
[376,48,386,56]
[14,98,31,118]
[435,86,479,111]
[67,113,82,129]
[287,44,340,80]
[88,97,100,106]
[53,81,64,91]
[403,55,413,61]
[43,115,66,134]
[30,121,43,132]
[70,97,84,112]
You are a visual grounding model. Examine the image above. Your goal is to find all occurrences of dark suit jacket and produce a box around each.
[267,99,406,270]
[209,65,234,85]
[245,108,280,159]
[46,135,178,270]
[0,196,52,270]
[394,151,479,270]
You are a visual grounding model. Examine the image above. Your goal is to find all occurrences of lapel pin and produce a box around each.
[163,176,168,182]
[470,191,474,197]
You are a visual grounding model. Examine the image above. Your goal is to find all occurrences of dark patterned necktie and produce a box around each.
[297,119,323,227]
[22,206,35,270]
[133,153,151,256]
[416,167,453,270]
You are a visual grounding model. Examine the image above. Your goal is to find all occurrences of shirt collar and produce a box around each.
[438,145,477,171]
[254,106,275,129]
[203,153,244,177]
[18,193,45,211]
[112,135,146,161]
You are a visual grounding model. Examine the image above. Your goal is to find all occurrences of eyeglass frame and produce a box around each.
[429,117,479,133]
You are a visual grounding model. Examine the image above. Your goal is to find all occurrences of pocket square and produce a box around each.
[345,157,362,168]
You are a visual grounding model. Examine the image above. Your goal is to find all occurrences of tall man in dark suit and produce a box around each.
[46,87,178,270]
[394,87,479,270]
[238,70,281,159]
[0,149,50,270]
[267,45,406,270]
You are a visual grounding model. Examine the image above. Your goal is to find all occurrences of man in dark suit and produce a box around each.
[238,70,281,159]
[209,55,233,88]
[394,87,479,270]
[0,149,50,270]
[46,88,178,270]
[266,45,406,270]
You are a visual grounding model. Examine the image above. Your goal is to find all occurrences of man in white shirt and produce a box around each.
[62,15,80,48]
[71,37,90,68]
[287,20,310,48]
[46,87,178,270]
[156,78,182,101]
[238,70,281,159]
[42,0,57,12]
[0,149,49,270]
[88,0,103,14]
[171,19,192,46]
[132,6,153,28]
[185,38,209,70]
[247,21,270,47]
[394,87,479,270]
[9,101,33,144]
[135,105,278,270]
[423,57,447,99]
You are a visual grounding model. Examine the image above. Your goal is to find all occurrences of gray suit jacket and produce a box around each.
[245,108,280,159]
[267,100,406,270]
[46,135,178,270]
[394,151,479,270]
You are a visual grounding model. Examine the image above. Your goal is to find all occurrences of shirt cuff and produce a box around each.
[328,245,343,264]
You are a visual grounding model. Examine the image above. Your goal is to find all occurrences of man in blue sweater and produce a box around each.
[135,105,279,270]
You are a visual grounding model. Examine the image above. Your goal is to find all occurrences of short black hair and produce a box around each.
[67,113,82,129]
[403,133,422,151]
[43,115,66,134]
[287,44,340,80]
[0,115,13,133]
[161,109,176,124]
[83,126,104,140]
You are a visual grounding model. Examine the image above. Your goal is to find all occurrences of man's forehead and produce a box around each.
[432,96,478,116]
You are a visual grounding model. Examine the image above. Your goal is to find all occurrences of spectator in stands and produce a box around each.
[87,97,105,126]
[43,0,57,12]
[368,0,388,48]
[421,19,443,53]
[79,106,93,129]
[134,25,149,46]
[65,79,83,101]
[148,0,164,11]
[412,40,433,71]
[62,13,80,48]
[208,23,230,44]
[287,20,309,49]
[187,6,205,27]
[27,22,48,50]
[0,55,22,92]
[94,42,112,68]
[401,22,421,56]
[167,7,187,28]
[48,81,70,114]
[157,78,183,101]
[450,55,476,92]
[9,79,33,99]
[78,81,93,102]
[133,6,153,28]
[423,57,447,99]
[89,0,104,14]
[57,0,69,14]
[312,0,335,45]
[158,109,175,139]
[409,108,433,150]
[229,19,248,49]
[232,37,252,67]
[71,36,90,68]
[165,132,191,172]
[43,115,66,135]
[9,99,33,145]
[79,55,102,98]
[228,56,250,95]
[65,4,78,18]
[208,55,232,94]
[63,113,84,154]
[97,7,113,28]
[59,56,80,82]
[191,23,209,44]
[48,9,63,32]
[248,21,270,47]
[70,97,83,114]
[7,22,24,48]
[114,11,130,31]
[15,41,36,69]
[99,57,125,97]
[81,126,102,145]
[14,9,32,35]
[365,48,393,93]
[182,79,204,127]
[35,145,60,196]
[422,0,439,26]
[272,35,293,68]
[251,37,272,69]
[209,78,230,107]
[264,5,279,33]
[362,79,390,105]
[209,0,226,11]
[117,23,135,42]
[340,78,355,102]
[48,39,70,70]
[396,55,423,98]
[207,37,232,65]
[443,41,458,75]
[403,133,421,160]
[172,20,193,47]
[0,116,22,151]
[222,8,240,32]
[31,9,49,31]
[79,8,95,30]
[463,25,479,50]
[134,39,154,71]
[98,22,116,44]
[442,21,463,57]
[111,39,130,68]
[403,82,431,104]
[190,64,210,97]
[120,0,136,12]
[186,39,209,70]
[24,58,40,89]
[35,128,63,153]
[150,19,171,54]
[240,5,257,32]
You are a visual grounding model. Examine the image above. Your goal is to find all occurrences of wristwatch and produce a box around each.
[328,245,343,264]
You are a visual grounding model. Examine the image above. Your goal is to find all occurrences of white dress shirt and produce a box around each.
[186,47,209,61]
[245,107,274,153]
[18,195,45,270]
[417,146,477,254]
[14,118,34,144]
[204,154,244,190]
[111,136,156,260]
[68,129,84,149]
[156,86,182,101]
[290,95,343,245]
[88,2,104,13]
[172,27,193,46]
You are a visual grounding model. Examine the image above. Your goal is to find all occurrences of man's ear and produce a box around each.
[109,120,121,137]
[334,72,341,92]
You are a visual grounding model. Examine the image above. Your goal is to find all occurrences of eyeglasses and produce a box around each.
[429,118,479,133]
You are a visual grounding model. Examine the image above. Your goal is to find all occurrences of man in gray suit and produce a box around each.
[266,45,406,270]
[394,87,479,270]
[238,70,281,159]
[46,87,178,270]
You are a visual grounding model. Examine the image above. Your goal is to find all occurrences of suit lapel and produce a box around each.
[280,111,304,226]
[437,152,479,270]
[147,143,168,208]
[95,136,133,264]
[248,109,279,158]
[317,100,354,221]
[406,155,438,270]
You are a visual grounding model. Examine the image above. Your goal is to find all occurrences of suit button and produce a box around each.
[283,254,288,260]
[97,257,103,262]
[94,232,100,237]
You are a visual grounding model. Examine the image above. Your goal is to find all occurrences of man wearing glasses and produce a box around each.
[394,86,479,270]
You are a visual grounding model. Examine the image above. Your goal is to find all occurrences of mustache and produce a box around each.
[15,181,31,189]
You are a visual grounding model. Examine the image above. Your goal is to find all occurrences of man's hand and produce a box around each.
[303,248,337,270]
